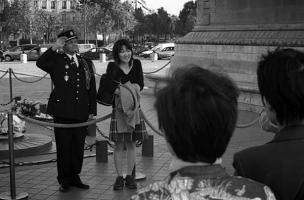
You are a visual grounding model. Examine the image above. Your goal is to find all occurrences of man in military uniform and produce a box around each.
[36,29,97,192]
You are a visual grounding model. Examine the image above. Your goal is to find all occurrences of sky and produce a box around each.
[144,0,193,16]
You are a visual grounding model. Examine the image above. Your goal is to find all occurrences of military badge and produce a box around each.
[64,75,69,82]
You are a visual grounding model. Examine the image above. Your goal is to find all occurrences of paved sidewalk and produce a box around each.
[0,90,274,200]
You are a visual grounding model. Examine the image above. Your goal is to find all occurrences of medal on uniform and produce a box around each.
[64,75,69,82]
[65,64,69,69]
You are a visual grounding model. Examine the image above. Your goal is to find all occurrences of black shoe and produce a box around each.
[113,176,124,191]
[125,175,137,189]
[59,184,70,192]
[71,182,90,189]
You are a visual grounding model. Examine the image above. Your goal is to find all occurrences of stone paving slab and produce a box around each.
[0,61,273,199]
[0,93,273,200]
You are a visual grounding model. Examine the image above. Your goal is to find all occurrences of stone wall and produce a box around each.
[196,0,304,27]
[171,0,304,110]
[172,43,304,87]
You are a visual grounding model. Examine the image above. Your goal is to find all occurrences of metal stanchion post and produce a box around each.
[9,68,13,101]
[0,69,28,199]
[0,111,28,200]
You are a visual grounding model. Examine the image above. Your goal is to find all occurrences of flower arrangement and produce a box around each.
[14,99,40,117]
[0,98,52,135]
[14,98,52,121]
[0,112,26,134]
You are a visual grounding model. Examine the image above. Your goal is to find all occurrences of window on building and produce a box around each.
[62,1,67,9]
[42,0,47,9]
[51,1,56,9]
[34,1,38,8]
[70,1,75,9]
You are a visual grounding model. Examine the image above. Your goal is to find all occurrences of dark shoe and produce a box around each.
[71,182,90,189]
[59,184,70,192]
[113,176,124,191]
[125,175,137,189]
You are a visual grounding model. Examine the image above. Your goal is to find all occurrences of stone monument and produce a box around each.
[171,0,304,108]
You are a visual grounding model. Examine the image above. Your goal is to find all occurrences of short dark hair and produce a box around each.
[112,39,133,66]
[155,65,239,163]
[257,48,304,125]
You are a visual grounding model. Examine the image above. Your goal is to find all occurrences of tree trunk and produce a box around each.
[95,31,98,47]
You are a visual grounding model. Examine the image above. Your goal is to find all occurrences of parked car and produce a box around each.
[158,46,175,59]
[77,44,96,53]
[3,44,38,61]
[133,44,149,56]
[80,47,112,60]
[139,43,174,58]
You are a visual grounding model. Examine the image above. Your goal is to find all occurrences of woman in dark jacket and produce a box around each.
[97,39,145,191]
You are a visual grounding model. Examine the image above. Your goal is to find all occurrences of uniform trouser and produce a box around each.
[53,117,87,185]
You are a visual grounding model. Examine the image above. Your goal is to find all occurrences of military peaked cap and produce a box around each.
[57,29,77,41]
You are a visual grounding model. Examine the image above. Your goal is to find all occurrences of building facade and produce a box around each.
[33,0,77,12]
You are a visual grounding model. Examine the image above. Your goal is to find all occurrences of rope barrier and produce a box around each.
[143,61,170,75]
[10,70,50,79]
[0,70,8,80]
[0,69,8,73]
[236,116,260,128]
[0,97,19,107]
[94,60,171,77]
[11,70,49,83]
[96,126,114,148]
[17,113,112,128]
[0,154,102,169]
[140,109,164,137]
[236,109,264,128]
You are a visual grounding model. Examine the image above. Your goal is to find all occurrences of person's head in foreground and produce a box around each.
[155,65,239,164]
[131,65,276,200]
[257,48,304,128]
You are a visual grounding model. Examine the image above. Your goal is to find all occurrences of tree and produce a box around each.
[113,1,135,37]
[83,0,135,44]
[2,0,33,44]
[175,1,197,36]
[32,10,61,43]
[133,8,146,42]
[157,8,171,40]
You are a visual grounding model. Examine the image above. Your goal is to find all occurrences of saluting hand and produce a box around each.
[52,36,67,51]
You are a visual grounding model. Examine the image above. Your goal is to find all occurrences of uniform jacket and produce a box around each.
[233,125,304,200]
[36,48,97,121]
[131,165,276,200]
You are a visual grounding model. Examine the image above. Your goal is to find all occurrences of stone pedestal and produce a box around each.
[171,0,304,109]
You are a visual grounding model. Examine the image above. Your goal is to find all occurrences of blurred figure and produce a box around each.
[131,65,276,200]
[36,29,97,192]
[234,48,304,200]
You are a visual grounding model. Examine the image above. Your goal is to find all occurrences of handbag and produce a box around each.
[96,74,120,106]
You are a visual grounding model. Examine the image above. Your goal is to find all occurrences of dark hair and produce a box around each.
[155,65,239,163]
[257,48,304,125]
[112,39,133,66]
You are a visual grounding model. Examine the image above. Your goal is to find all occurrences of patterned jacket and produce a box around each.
[131,165,276,200]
